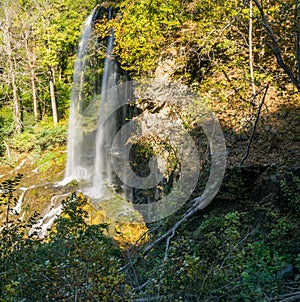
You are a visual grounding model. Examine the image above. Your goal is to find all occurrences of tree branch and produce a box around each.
[280,294,300,302]
[240,83,269,166]
[249,0,256,98]
[143,179,221,255]
[294,0,300,86]
[253,0,300,90]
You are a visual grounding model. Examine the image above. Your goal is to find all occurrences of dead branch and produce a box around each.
[133,281,150,293]
[280,291,300,298]
[131,296,167,302]
[240,83,269,166]
[117,223,163,273]
[294,0,300,85]
[143,208,191,255]
[279,294,300,302]
[126,248,140,287]
[164,227,175,261]
[143,178,221,255]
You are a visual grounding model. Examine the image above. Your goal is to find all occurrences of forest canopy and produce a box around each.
[1,0,300,135]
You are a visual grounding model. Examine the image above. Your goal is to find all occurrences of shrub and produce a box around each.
[0,188,131,301]
[10,122,67,153]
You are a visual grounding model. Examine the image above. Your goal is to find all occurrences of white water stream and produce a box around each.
[64,7,129,200]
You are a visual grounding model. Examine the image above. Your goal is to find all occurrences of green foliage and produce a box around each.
[0,108,14,156]
[133,210,294,301]
[279,172,300,214]
[0,173,23,223]
[104,0,248,80]
[0,1,299,301]
[104,0,183,74]
[35,0,95,70]
[10,122,67,152]
[0,0,96,130]
[0,190,131,301]
[33,150,66,174]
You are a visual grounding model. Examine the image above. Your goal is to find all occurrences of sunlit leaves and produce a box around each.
[106,0,183,74]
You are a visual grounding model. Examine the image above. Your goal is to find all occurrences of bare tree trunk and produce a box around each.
[249,0,256,98]
[24,34,39,122]
[49,66,58,125]
[11,58,23,133]
[31,68,39,122]
[1,5,23,133]
[294,0,300,86]
[4,38,22,133]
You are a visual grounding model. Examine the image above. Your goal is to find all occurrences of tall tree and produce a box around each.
[249,0,256,98]
[0,1,23,133]
[21,4,40,123]
[35,0,95,124]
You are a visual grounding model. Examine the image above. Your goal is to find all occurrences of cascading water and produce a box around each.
[64,7,130,200]
[64,12,95,181]
[91,8,119,198]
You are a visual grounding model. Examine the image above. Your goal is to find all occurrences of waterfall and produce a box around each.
[64,7,129,200]
[91,7,122,198]
[65,12,95,181]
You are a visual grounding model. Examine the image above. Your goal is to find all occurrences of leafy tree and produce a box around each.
[0,0,96,130]
[34,0,96,124]
[105,0,183,75]
[253,0,300,91]
[0,1,24,133]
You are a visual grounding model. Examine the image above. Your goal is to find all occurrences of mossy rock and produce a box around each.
[85,195,148,247]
